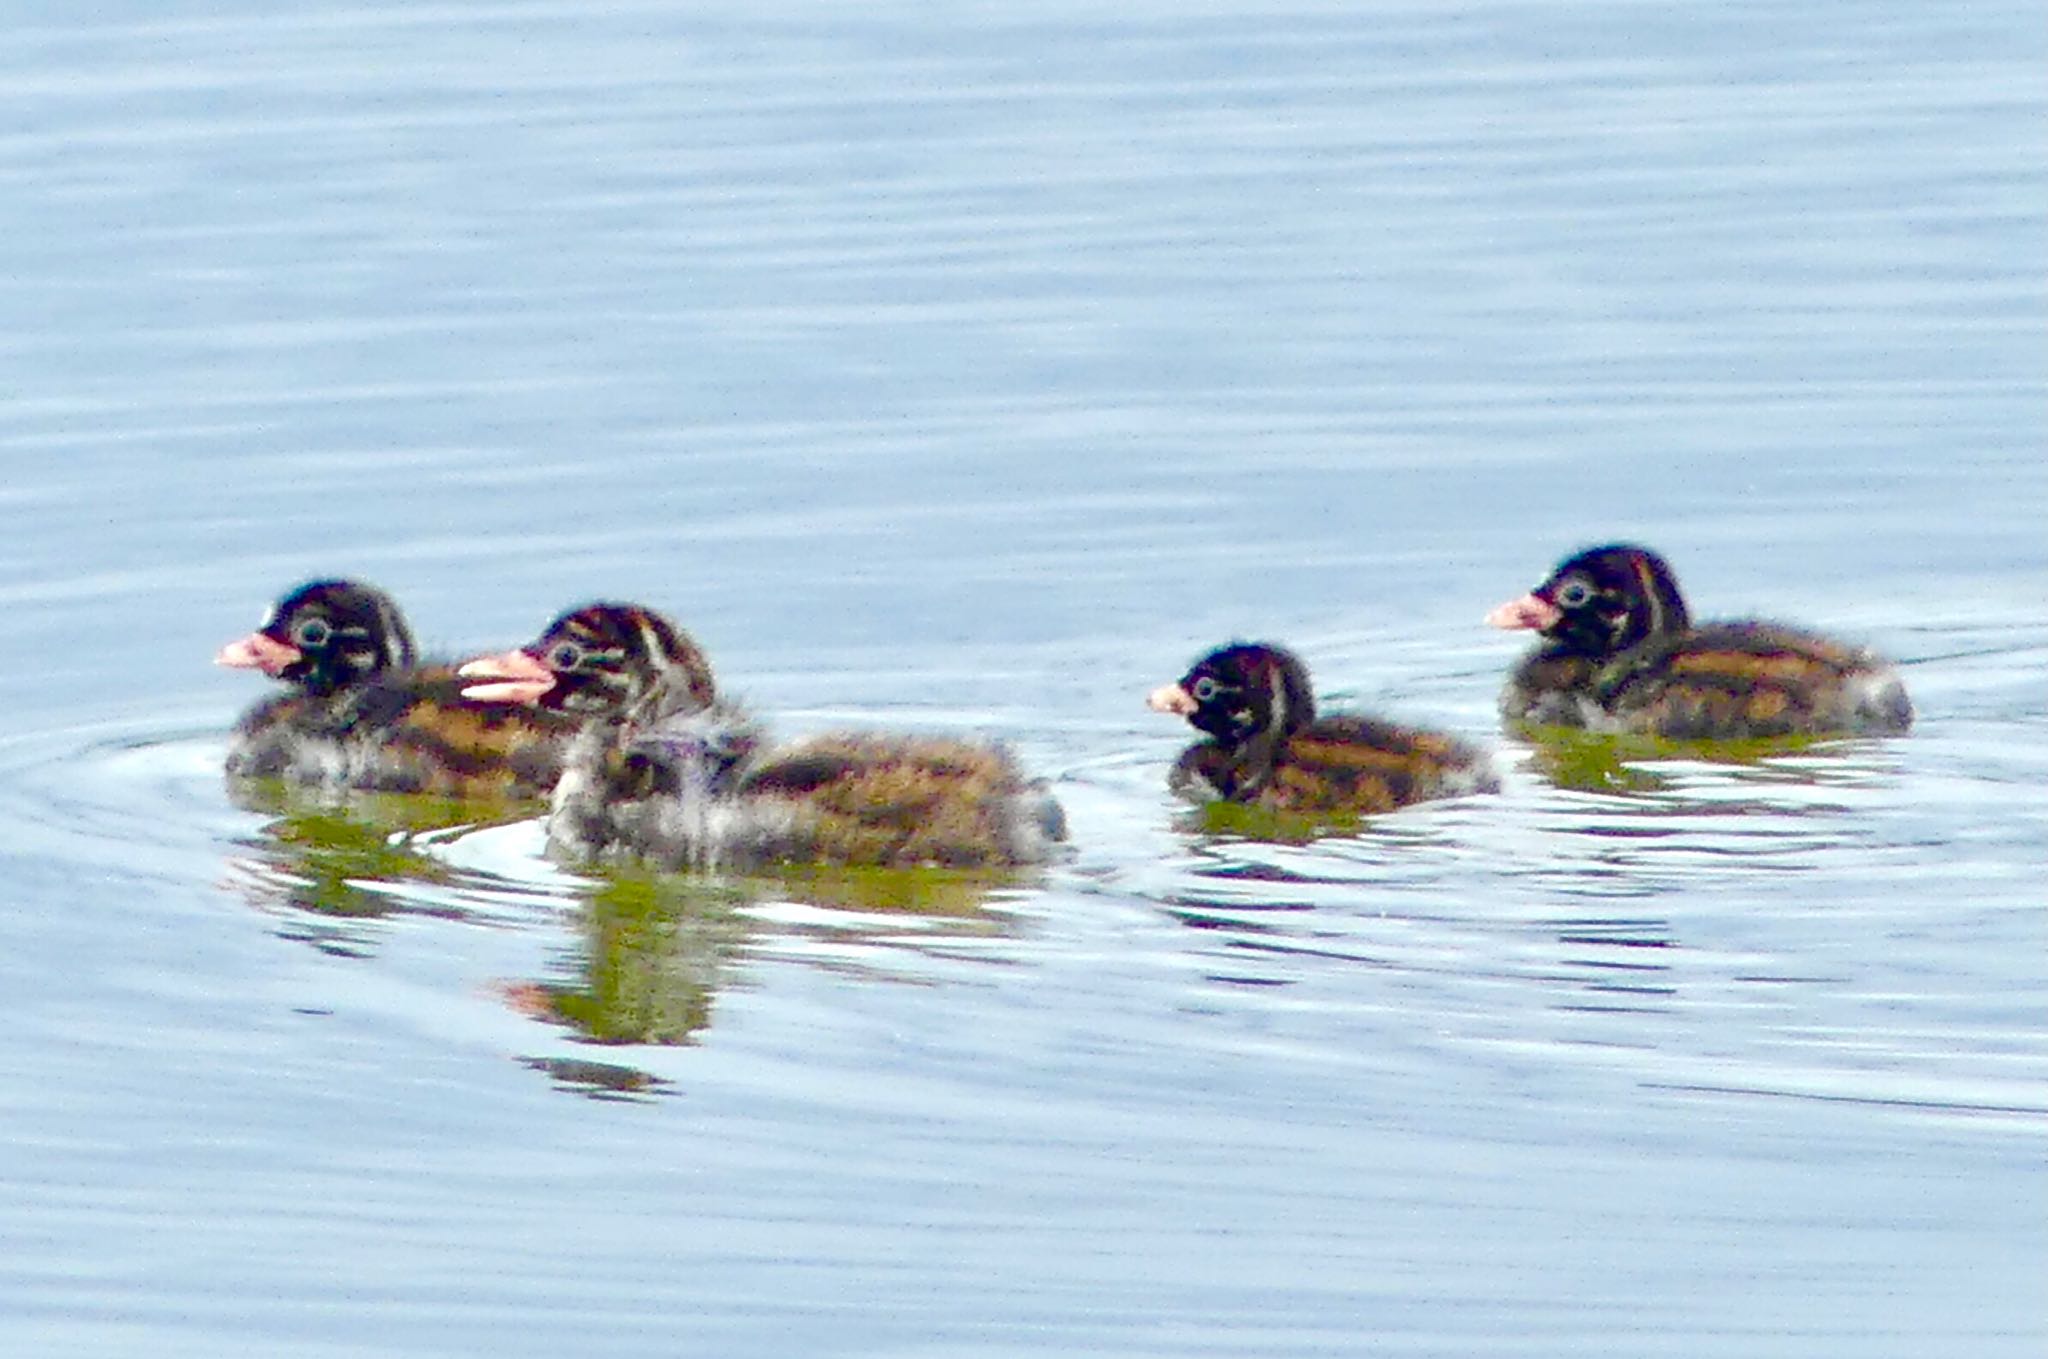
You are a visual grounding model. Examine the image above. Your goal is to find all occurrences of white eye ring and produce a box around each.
[292,618,332,648]
[1190,676,1221,703]
[548,640,585,671]
[1554,579,1595,609]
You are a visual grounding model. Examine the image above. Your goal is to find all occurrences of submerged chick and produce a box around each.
[1485,544,1912,740]
[459,603,1064,871]
[1147,641,1498,815]
[217,579,575,798]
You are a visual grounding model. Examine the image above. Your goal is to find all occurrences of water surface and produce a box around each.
[1,3,2043,1355]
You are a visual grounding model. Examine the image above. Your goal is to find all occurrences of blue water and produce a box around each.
[1,3,2042,1355]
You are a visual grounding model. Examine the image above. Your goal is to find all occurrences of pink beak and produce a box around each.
[1146,682,1198,717]
[457,650,557,705]
[215,631,302,677]
[1484,593,1562,632]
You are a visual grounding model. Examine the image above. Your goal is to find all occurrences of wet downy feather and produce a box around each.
[219,579,575,798]
[1148,641,1498,817]
[1486,545,1913,739]
[460,603,1064,871]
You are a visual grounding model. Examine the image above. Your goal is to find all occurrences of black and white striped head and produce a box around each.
[215,579,417,697]
[1147,642,1317,747]
[1486,544,1691,658]
[459,603,715,721]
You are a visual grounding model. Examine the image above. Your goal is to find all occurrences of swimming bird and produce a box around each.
[458,603,1065,871]
[1147,641,1498,815]
[1484,543,1913,739]
[217,579,575,797]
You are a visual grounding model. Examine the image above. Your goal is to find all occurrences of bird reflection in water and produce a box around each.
[503,865,1021,1055]
[222,781,546,956]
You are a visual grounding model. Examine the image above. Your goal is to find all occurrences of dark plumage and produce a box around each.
[1147,642,1498,815]
[458,603,1065,871]
[1485,544,1913,739]
[217,579,575,798]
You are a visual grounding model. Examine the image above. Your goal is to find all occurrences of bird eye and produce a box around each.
[291,618,332,648]
[547,640,585,671]
[1191,677,1221,703]
[1554,578,1596,610]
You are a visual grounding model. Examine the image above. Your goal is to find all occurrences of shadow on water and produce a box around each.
[223,775,1034,1093]
[1124,729,1921,1035]
[1175,799,1384,847]
[49,695,2024,1123]
[516,864,1020,1018]
[500,872,751,1050]
[222,778,555,956]
[1508,735,1921,904]
[1508,723,1902,798]
[500,863,1029,1098]
[515,1054,678,1102]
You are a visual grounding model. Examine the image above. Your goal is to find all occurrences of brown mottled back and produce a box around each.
[225,580,579,798]
[1157,642,1498,818]
[345,667,579,797]
[1599,622,1913,740]
[741,734,1057,869]
[1495,545,1913,739]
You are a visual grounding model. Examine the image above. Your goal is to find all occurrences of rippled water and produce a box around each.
[2,3,2043,1355]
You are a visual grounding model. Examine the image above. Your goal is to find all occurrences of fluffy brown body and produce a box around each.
[1172,715,1496,815]
[1505,623,1910,740]
[1491,546,1912,741]
[231,667,575,797]
[736,734,1060,869]
[1151,642,1498,817]
[221,580,576,798]
[460,603,1066,872]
